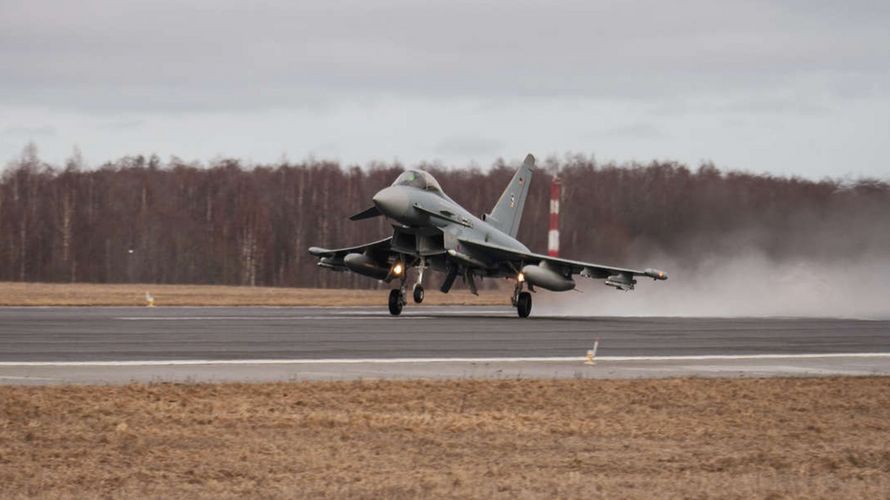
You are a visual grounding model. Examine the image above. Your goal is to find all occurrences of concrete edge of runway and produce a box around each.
[2,353,888,385]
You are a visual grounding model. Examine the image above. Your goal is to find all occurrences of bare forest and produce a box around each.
[2,146,888,289]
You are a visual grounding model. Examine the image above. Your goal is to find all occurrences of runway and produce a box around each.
[1,306,888,384]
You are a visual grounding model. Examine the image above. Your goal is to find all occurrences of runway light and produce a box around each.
[517,272,525,283]
[392,262,403,276]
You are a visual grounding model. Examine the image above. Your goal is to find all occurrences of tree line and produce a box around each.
[2,146,888,288]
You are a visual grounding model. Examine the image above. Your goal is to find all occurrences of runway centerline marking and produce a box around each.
[2,352,888,367]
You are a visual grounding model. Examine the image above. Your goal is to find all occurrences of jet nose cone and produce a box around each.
[372,187,404,218]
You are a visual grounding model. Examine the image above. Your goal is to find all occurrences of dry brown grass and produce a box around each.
[0,282,508,307]
[1,377,888,499]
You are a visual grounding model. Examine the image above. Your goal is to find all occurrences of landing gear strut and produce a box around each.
[512,279,532,318]
[413,258,425,304]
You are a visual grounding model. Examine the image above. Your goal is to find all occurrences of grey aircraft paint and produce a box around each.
[309,153,668,317]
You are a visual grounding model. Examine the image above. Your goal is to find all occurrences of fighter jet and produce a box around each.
[309,154,667,317]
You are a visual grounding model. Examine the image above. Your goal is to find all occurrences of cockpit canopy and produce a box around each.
[392,169,442,193]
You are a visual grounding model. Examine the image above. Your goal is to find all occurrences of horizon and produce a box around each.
[4,142,888,184]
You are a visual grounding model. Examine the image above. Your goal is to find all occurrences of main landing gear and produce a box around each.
[388,287,406,316]
[512,278,532,318]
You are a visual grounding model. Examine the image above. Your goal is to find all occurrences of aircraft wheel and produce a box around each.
[388,289,403,316]
[412,284,424,304]
[516,291,532,318]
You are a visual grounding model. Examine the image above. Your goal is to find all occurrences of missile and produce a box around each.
[446,248,488,268]
[521,263,575,291]
[344,253,389,280]
[605,272,636,291]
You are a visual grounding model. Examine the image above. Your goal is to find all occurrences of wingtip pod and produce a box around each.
[644,268,669,280]
[308,246,328,256]
[524,153,536,169]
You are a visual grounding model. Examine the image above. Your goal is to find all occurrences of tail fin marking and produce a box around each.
[485,153,535,238]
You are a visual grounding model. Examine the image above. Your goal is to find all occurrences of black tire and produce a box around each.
[388,289,403,316]
[413,284,424,304]
[516,291,532,318]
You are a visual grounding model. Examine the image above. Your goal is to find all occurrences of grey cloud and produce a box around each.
[435,136,504,157]
[649,91,837,118]
[3,125,57,137]
[598,123,664,140]
[1,0,888,179]
[2,1,888,112]
[96,119,145,130]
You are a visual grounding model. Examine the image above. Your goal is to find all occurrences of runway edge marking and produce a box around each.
[2,352,889,367]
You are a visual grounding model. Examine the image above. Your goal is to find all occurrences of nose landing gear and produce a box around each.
[516,291,532,318]
[390,258,426,315]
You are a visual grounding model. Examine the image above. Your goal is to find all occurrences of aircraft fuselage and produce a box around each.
[372,184,531,256]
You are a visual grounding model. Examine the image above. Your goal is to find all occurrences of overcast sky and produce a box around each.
[1,0,888,178]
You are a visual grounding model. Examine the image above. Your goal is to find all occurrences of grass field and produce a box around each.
[2,377,888,498]
[0,282,508,307]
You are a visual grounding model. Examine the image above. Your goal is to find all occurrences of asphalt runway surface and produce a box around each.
[1,306,888,384]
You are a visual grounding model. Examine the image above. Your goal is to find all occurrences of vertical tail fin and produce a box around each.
[485,153,535,237]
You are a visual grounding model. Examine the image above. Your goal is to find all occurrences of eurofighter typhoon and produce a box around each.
[309,154,667,317]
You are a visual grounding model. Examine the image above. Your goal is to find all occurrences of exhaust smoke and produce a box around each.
[536,251,890,319]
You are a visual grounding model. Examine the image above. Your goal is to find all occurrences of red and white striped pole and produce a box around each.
[548,176,560,257]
